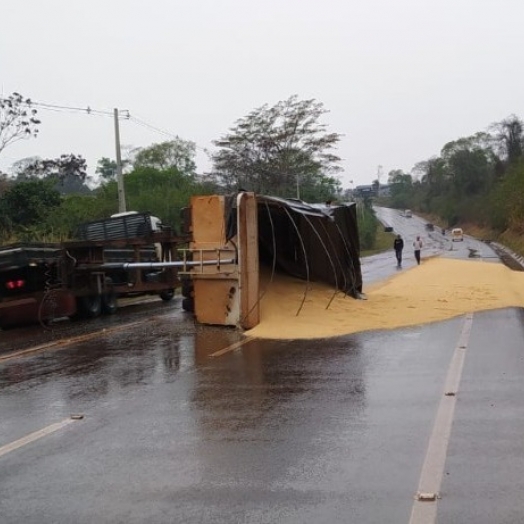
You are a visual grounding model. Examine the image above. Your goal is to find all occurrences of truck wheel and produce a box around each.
[182,297,194,312]
[181,279,194,298]
[101,278,118,315]
[102,289,118,315]
[160,289,175,301]
[77,295,102,319]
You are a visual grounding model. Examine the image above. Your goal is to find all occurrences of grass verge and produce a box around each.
[361,228,396,257]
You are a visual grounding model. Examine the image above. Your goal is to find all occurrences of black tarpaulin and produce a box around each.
[255,195,363,298]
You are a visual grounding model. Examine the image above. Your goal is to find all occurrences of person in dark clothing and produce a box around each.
[393,234,404,267]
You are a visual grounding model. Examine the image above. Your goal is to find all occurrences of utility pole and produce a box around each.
[376,165,383,197]
[114,108,126,213]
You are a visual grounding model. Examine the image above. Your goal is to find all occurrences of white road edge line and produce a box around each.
[210,337,256,357]
[0,418,77,459]
[409,312,474,524]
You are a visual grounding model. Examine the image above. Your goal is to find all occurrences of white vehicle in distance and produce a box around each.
[451,228,464,242]
[404,209,412,218]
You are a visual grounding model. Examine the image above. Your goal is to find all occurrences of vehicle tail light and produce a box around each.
[6,279,25,290]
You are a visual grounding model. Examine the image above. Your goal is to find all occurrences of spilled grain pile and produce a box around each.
[246,257,524,339]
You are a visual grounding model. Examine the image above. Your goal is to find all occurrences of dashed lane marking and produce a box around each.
[409,312,474,524]
[0,418,79,459]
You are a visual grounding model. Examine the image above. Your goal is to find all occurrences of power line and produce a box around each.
[0,97,124,118]
[127,114,208,154]
[1,96,209,153]
[33,101,117,117]
[128,114,177,138]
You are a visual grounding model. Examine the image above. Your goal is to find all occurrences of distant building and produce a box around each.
[353,183,390,198]
[353,184,377,198]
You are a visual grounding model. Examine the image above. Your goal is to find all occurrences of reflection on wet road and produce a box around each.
[2,306,524,523]
[0,311,460,523]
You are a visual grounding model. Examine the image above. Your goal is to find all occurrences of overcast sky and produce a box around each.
[1,0,523,188]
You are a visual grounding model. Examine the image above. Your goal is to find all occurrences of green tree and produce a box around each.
[414,157,447,197]
[0,171,10,196]
[15,153,87,182]
[491,115,523,166]
[133,139,197,175]
[440,133,496,196]
[212,95,342,199]
[95,157,118,181]
[0,179,61,232]
[447,148,493,195]
[382,114,524,236]
[357,205,378,250]
[0,92,41,156]
[491,159,524,232]
[11,154,89,194]
[43,194,108,238]
[96,166,209,231]
[387,170,413,209]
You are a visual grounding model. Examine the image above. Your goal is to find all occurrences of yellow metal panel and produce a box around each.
[190,193,259,329]
[194,279,239,326]
[190,195,226,244]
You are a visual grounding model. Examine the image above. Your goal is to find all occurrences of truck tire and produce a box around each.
[160,289,175,301]
[77,295,102,319]
[181,279,194,298]
[101,280,118,315]
[182,297,194,312]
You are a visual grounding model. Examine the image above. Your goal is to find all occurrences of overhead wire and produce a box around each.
[1,95,210,153]
[32,101,116,117]
[0,97,118,117]
[127,115,177,138]
[127,113,209,154]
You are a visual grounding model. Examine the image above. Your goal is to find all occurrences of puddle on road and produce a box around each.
[246,257,524,340]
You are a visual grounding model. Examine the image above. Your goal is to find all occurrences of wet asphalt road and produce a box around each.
[1,209,524,523]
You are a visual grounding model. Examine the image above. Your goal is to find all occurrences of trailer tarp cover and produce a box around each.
[226,194,362,297]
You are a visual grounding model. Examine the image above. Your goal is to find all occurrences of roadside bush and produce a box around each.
[358,205,378,250]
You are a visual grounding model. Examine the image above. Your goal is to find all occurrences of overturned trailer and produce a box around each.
[0,223,182,329]
[185,192,362,330]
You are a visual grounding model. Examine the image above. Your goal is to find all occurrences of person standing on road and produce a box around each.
[413,236,423,265]
[393,234,404,268]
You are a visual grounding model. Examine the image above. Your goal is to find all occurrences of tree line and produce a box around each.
[384,115,524,237]
[0,93,347,244]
